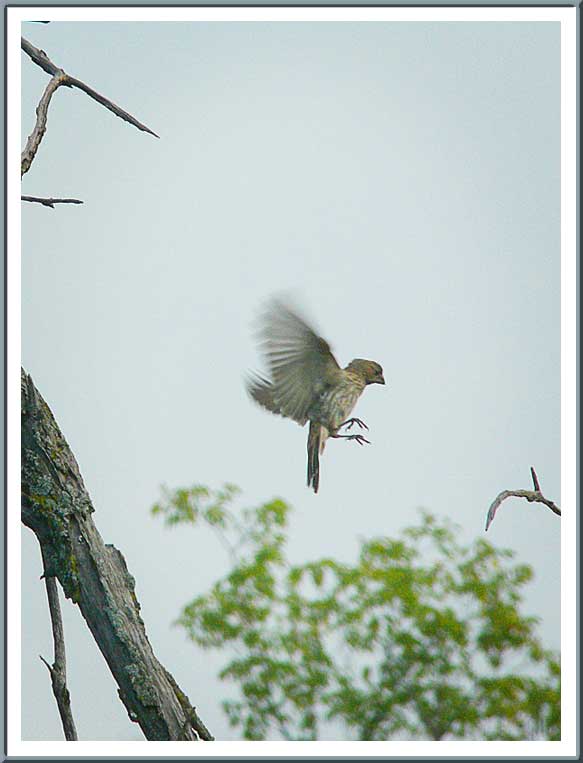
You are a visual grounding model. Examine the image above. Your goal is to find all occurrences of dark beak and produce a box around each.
[377,375,386,385]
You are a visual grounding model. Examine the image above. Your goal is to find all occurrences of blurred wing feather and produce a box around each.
[246,372,283,416]
[257,300,341,425]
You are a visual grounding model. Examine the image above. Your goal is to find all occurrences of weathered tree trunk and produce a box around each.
[21,368,213,741]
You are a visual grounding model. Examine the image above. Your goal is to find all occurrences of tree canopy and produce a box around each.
[151,485,560,742]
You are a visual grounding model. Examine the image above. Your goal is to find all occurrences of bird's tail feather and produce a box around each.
[307,423,327,493]
[307,422,320,493]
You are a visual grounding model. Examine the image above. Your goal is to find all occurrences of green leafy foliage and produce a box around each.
[152,486,560,741]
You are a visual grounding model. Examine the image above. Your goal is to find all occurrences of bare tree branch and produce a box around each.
[21,369,213,741]
[21,36,158,176]
[21,69,67,176]
[485,467,561,531]
[22,196,84,208]
[38,558,78,741]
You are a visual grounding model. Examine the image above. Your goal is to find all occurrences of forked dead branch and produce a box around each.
[21,36,158,201]
[485,467,561,531]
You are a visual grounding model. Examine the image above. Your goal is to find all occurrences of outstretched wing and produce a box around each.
[250,299,341,426]
[246,371,283,416]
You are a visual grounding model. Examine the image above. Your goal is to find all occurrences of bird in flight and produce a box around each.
[246,298,385,493]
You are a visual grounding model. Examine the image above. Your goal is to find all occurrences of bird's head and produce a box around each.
[346,359,386,386]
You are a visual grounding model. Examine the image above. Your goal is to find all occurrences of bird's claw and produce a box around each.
[344,434,370,446]
[342,418,369,431]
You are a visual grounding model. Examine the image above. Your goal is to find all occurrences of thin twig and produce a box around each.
[530,466,541,492]
[485,466,561,531]
[39,566,78,740]
[22,196,84,208]
[66,73,160,137]
[21,36,158,176]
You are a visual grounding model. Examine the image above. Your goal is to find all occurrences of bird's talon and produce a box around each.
[344,434,370,445]
[342,417,369,431]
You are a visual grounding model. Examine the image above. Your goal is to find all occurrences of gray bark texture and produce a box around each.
[21,368,213,741]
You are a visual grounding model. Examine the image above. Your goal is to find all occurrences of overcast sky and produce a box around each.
[19,17,561,742]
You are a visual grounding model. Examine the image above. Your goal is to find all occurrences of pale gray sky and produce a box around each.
[20,19,561,741]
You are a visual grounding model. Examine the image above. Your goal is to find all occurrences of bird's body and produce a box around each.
[307,368,367,432]
[304,367,370,492]
[247,300,385,493]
